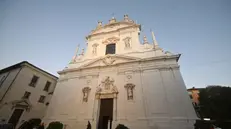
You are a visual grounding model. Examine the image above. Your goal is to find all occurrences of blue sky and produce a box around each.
[0,0,230,88]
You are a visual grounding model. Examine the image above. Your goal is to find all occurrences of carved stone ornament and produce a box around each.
[102,37,120,44]
[86,80,91,85]
[124,83,135,100]
[126,75,132,79]
[102,56,116,65]
[143,36,148,44]
[109,17,116,24]
[92,43,99,55]
[123,37,131,49]
[96,76,118,94]
[82,87,91,102]
[11,99,32,111]
[102,76,114,90]
[97,21,102,28]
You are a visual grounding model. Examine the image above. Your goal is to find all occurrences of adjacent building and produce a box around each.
[187,87,203,106]
[0,61,58,128]
[43,15,197,129]
[187,87,204,118]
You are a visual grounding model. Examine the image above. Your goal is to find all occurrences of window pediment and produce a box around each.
[102,37,120,45]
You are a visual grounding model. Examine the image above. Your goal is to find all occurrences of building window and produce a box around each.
[38,95,45,103]
[29,75,39,87]
[22,91,31,99]
[44,81,51,92]
[105,44,116,55]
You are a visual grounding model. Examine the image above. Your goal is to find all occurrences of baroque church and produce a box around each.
[43,15,197,129]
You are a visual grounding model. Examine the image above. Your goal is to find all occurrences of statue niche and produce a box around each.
[124,83,135,100]
[123,37,131,49]
[82,87,91,102]
[92,43,99,55]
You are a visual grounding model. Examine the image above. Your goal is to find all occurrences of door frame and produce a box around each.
[97,98,114,129]
[7,108,25,127]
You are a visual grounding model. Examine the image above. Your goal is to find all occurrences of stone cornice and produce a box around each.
[58,73,99,82]
[117,64,179,74]
[58,55,179,74]
[58,64,179,81]
[58,54,180,74]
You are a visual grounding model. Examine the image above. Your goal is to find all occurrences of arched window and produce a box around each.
[106,44,116,55]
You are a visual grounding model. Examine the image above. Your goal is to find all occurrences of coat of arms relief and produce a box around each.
[102,56,116,65]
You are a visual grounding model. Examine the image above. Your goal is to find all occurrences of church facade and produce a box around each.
[43,15,197,129]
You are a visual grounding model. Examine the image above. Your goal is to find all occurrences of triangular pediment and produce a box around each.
[79,55,140,69]
[11,99,32,107]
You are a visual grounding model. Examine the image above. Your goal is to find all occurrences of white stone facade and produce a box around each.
[0,62,57,128]
[44,15,197,129]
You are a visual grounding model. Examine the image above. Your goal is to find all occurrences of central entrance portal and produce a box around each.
[98,98,113,129]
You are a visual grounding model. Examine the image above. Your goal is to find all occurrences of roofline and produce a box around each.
[86,22,141,39]
[187,87,205,90]
[0,61,58,79]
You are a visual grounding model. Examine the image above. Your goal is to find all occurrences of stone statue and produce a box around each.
[109,17,116,24]
[97,21,102,28]
[92,43,98,55]
[82,87,91,102]
[128,88,133,100]
[124,83,135,100]
[123,37,131,48]
[92,47,97,54]
[112,85,118,93]
[81,48,85,56]
[143,36,148,44]
[124,14,129,21]
[96,85,102,93]
[83,92,88,99]
[104,77,111,90]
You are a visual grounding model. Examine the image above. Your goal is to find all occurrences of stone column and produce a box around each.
[113,96,117,121]
[112,96,117,129]
[92,98,100,129]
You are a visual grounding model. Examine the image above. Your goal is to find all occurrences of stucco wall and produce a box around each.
[44,18,197,129]
[0,68,21,101]
[43,59,197,129]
